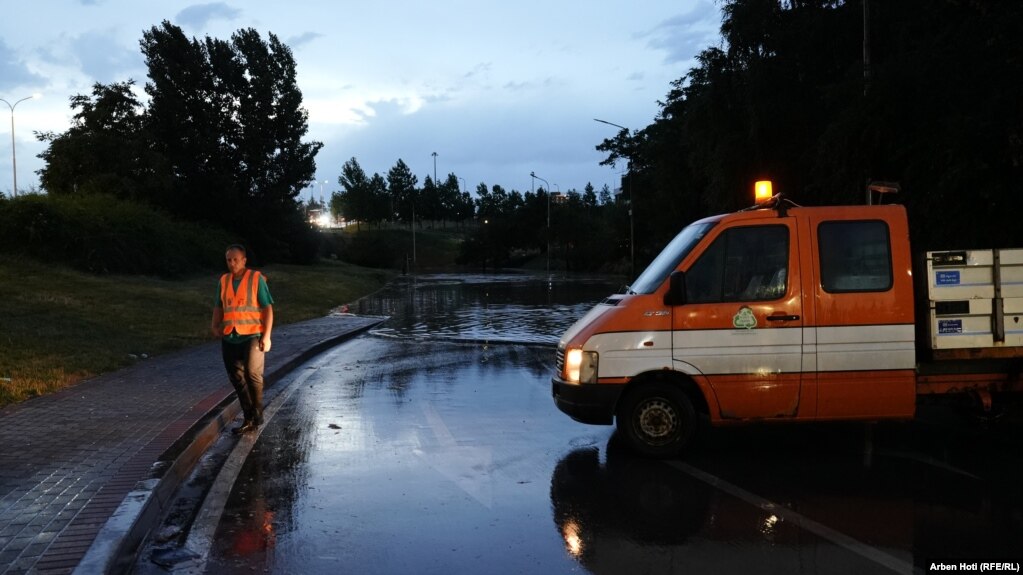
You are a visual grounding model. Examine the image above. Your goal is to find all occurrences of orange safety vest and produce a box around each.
[219,269,265,336]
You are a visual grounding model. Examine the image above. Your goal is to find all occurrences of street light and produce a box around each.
[431,151,438,184]
[530,171,551,280]
[1,93,41,197]
[594,118,634,279]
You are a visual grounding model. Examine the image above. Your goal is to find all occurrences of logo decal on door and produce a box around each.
[733,306,757,329]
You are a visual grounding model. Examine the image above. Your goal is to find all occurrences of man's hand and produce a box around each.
[259,335,272,352]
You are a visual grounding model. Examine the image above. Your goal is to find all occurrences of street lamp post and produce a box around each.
[412,199,417,272]
[1,93,41,197]
[593,118,634,279]
[431,151,438,184]
[530,171,551,280]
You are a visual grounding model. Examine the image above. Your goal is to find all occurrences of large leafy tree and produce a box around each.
[141,22,232,221]
[598,0,1023,264]
[141,22,322,258]
[229,29,321,211]
[37,81,168,202]
[38,21,322,262]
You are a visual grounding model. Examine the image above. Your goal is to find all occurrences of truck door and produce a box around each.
[672,219,806,419]
[805,211,916,419]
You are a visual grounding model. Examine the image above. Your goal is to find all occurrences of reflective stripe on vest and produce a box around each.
[220,269,264,336]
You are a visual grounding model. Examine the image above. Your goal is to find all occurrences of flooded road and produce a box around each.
[194,274,1022,575]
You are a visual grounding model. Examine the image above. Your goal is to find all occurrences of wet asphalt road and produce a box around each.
[185,275,1021,575]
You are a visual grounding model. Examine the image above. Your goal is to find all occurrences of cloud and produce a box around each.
[463,63,492,80]
[286,31,323,50]
[0,39,47,92]
[175,3,242,30]
[313,90,618,194]
[639,0,721,64]
[70,30,145,84]
[502,80,533,92]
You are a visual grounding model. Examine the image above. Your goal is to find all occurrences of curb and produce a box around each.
[73,317,385,575]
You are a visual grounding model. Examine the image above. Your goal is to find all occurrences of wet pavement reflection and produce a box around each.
[201,273,1023,575]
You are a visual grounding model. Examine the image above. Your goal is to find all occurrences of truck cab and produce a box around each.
[553,194,920,456]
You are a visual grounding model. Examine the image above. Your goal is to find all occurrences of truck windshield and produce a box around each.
[628,221,717,294]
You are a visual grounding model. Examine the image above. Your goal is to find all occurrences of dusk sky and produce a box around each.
[1,1,722,201]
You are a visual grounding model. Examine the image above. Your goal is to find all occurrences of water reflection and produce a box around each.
[349,273,619,346]
[551,426,1021,575]
[550,438,714,567]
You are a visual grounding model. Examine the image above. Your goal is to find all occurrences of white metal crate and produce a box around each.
[925,249,1023,350]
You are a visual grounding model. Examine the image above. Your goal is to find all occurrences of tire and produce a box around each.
[617,381,697,458]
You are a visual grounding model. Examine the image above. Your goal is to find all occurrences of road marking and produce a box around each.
[169,349,338,574]
[414,403,495,508]
[877,449,983,481]
[666,461,919,575]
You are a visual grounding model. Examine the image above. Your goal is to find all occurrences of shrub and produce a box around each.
[0,193,232,277]
[342,230,401,269]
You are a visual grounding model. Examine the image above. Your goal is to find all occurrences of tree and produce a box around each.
[387,159,418,224]
[141,22,230,222]
[419,175,441,225]
[139,21,322,260]
[229,29,321,213]
[582,183,598,208]
[37,81,168,202]
[368,173,391,225]
[337,157,371,230]
[454,189,475,227]
[439,173,463,226]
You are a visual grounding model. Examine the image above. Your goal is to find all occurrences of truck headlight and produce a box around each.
[565,349,598,383]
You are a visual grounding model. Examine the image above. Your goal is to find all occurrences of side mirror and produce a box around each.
[664,271,687,306]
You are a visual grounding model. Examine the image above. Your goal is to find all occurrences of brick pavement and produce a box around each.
[0,314,384,575]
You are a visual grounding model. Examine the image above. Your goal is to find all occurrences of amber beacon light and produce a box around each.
[754,180,774,203]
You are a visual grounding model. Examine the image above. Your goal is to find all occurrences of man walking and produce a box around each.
[211,244,274,434]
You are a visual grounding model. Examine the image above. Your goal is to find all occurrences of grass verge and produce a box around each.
[0,255,395,407]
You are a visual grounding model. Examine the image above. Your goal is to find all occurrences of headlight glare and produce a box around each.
[565,349,598,383]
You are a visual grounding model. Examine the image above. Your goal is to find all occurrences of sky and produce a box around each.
[0,1,723,202]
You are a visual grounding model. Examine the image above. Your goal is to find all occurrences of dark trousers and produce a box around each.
[222,338,265,423]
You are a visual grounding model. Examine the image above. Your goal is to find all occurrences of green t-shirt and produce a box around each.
[215,272,274,344]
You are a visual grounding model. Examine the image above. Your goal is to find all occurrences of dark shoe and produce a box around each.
[254,411,264,426]
[233,421,256,435]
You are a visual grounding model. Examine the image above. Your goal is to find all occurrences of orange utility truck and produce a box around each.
[552,185,1023,456]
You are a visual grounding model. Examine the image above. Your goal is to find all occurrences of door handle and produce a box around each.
[766,314,800,321]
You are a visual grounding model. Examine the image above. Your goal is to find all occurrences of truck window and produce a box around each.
[818,220,892,292]
[630,221,716,294]
[685,225,789,303]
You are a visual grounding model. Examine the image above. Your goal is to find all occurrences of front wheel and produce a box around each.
[617,382,697,458]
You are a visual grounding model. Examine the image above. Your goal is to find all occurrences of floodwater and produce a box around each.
[195,273,1022,575]
[349,273,620,345]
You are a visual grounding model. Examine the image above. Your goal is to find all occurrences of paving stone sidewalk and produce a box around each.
[0,314,384,575]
